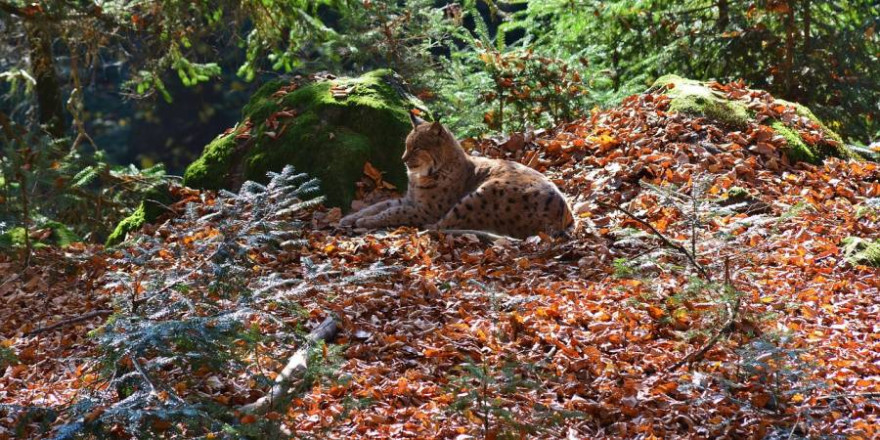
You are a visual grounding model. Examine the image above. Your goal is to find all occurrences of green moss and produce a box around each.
[106,204,147,247]
[0,227,29,249]
[0,221,80,249]
[727,187,749,199]
[653,74,751,128]
[774,99,820,124]
[184,69,427,210]
[182,132,240,190]
[773,98,861,161]
[43,221,80,247]
[106,185,173,246]
[769,120,818,164]
[652,75,860,163]
[244,123,374,209]
[768,116,861,163]
[242,79,288,123]
[841,236,880,267]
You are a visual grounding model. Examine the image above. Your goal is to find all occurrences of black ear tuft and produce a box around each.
[409,112,426,128]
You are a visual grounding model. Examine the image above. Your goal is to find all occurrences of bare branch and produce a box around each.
[26,309,113,336]
[240,315,339,414]
[599,201,710,279]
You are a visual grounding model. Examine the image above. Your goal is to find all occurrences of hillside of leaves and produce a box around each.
[2,80,880,439]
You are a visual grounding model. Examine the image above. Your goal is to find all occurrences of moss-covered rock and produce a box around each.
[0,220,80,249]
[841,236,880,267]
[768,120,817,164]
[106,185,174,246]
[771,98,862,162]
[651,75,859,163]
[184,69,428,210]
[653,74,751,129]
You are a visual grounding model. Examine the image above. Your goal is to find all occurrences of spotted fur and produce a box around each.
[340,115,574,238]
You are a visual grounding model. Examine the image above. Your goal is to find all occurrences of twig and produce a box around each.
[130,355,158,395]
[666,257,738,373]
[666,295,740,372]
[26,309,113,336]
[240,315,338,414]
[131,355,184,404]
[786,410,802,440]
[599,201,710,279]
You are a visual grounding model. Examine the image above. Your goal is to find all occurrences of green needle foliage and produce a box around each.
[41,166,399,439]
[0,0,348,140]
[507,0,880,142]
[0,121,168,252]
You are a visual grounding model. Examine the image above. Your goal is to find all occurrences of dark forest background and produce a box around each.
[2,1,878,174]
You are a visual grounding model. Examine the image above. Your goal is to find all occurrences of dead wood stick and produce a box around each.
[666,257,739,373]
[665,294,740,373]
[241,315,338,414]
[599,201,710,279]
[26,309,113,336]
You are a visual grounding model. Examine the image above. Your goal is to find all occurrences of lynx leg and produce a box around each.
[356,199,432,229]
[340,199,401,227]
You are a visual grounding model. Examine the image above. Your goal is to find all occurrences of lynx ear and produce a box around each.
[409,112,426,128]
[430,121,443,135]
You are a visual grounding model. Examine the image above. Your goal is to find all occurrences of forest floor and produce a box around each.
[2,81,880,439]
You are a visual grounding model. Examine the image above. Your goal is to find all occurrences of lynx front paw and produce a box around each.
[339,214,358,228]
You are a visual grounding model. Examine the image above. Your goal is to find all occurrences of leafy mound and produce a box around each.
[652,75,860,163]
[183,69,429,210]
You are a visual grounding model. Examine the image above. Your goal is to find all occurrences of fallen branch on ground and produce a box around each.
[26,309,114,336]
[599,201,710,279]
[666,258,739,373]
[240,315,338,414]
[666,293,741,373]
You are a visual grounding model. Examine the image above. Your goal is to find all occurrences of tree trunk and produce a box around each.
[802,0,811,54]
[783,0,796,98]
[717,0,729,32]
[611,47,620,91]
[25,21,65,138]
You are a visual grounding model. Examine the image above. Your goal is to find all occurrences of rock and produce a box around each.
[183,69,429,210]
[653,74,751,129]
[718,186,772,215]
[105,184,173,246]
[651,75,860,163]
[771,98,861,162]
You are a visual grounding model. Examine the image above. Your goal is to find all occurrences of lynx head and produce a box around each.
[402,113,463,177]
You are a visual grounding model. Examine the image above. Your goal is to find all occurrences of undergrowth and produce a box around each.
[37,166,398,439]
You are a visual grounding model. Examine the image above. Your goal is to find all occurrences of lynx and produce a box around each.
[339,114,573,239]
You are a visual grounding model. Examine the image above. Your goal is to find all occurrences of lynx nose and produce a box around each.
[401,149,412,162]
